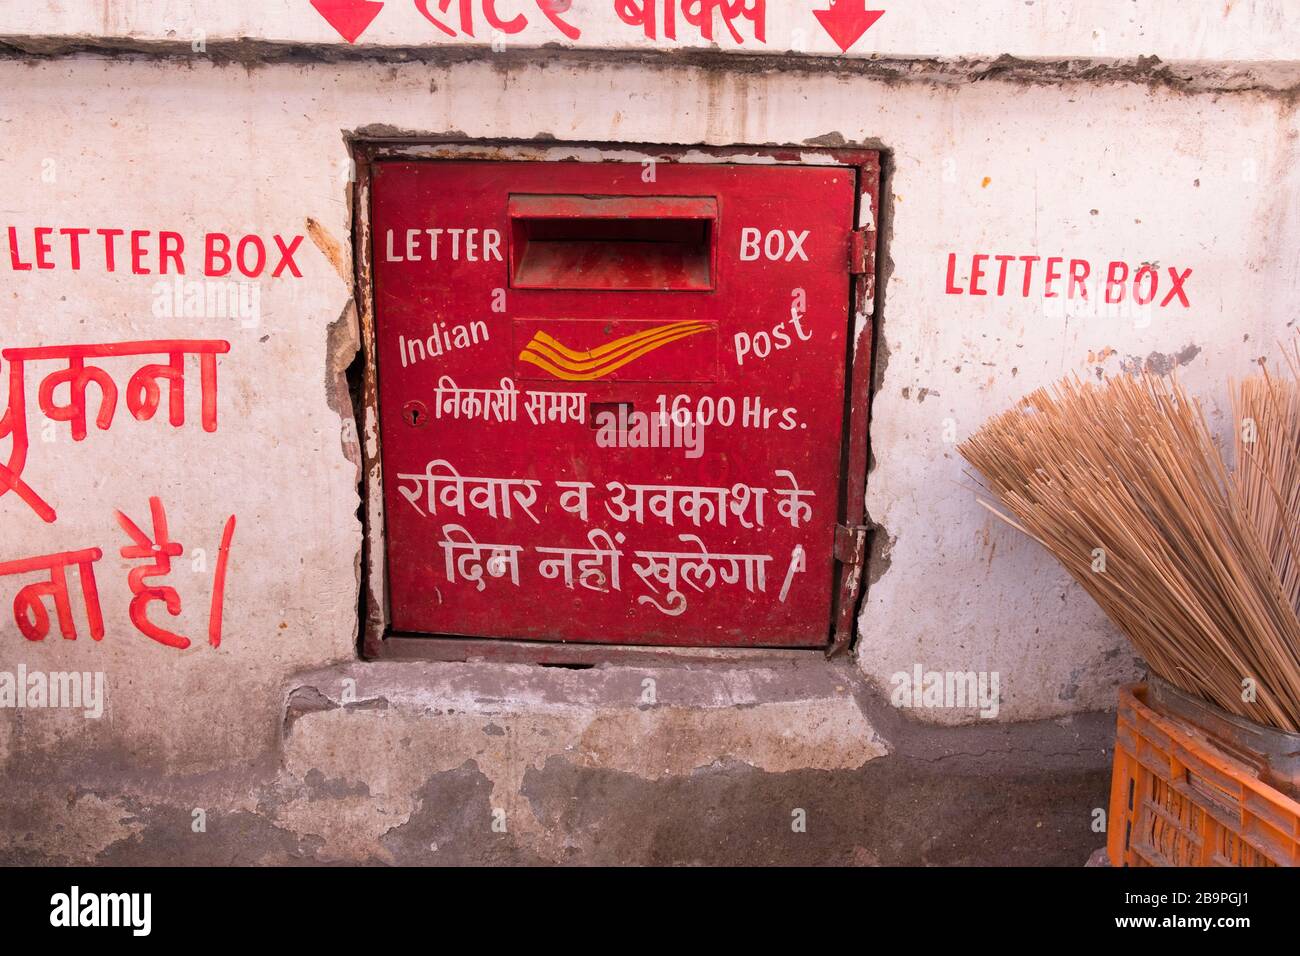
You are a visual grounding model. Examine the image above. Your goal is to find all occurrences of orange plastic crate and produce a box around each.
[1108,684,1300,866]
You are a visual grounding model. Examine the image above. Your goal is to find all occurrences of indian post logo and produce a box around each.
[518,321,708,381]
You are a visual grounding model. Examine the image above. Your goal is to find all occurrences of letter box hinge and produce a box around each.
[849,229,873,275]
[834,523,869,563]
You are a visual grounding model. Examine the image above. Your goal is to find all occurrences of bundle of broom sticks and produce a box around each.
[960,341,1300,732]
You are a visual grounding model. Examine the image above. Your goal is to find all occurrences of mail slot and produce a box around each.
[370,157,869,648]
[509,195,717,291]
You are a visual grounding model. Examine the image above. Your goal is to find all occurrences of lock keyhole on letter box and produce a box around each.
[402,400,429,428]
[510,195,716,291]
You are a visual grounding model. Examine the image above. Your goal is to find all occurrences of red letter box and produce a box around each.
[370,156,873,648]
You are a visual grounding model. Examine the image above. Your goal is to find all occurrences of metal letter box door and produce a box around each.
[371,159,861,647]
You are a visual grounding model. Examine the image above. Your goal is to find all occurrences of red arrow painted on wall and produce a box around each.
[311,0,385,44]
[813,0,885,53]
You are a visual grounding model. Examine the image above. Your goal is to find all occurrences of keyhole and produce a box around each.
[402,400,429,428]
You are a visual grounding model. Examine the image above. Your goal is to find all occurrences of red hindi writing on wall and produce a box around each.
[614,0,765,43]
[0,498,237,649]
[0,548,105,642]
[0,340,231,523]
[313,1,797,46]
[401,0,766,44]
[414,0,581,39]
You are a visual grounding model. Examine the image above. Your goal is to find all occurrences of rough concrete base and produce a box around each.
[0,658,1115,866]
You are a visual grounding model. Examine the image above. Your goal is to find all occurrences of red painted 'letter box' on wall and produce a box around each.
[370,154,875,649]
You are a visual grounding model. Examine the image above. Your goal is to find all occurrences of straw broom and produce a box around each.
[960,363,1300,732]
[1233,341,1300,617]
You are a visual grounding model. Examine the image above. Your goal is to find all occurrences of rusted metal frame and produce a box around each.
[352,143,390,659]
[351,137,878,665]
[361,137,870,169]
[828,150,879,658]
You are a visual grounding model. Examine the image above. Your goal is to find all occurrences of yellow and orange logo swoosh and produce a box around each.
[518,321,709,381]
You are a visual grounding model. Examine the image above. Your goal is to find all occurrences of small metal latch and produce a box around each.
[849,229,873,275]
[834,523,869,563]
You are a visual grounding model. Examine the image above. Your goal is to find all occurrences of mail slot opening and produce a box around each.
[509,195,716,291]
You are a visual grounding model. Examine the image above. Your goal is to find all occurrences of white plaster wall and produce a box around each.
[862,88,1300,722]
[0,58,363,771]
[0,49,1296,774]
[1,0,1298,61]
